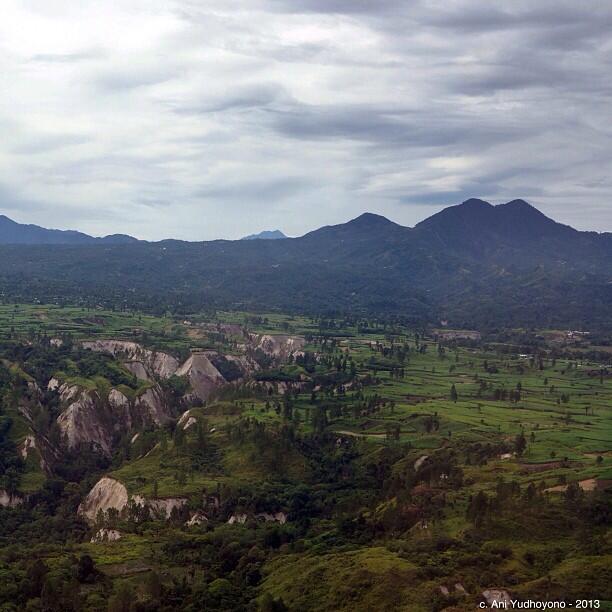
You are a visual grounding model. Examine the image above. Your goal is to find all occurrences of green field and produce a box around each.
[0,306,610,611]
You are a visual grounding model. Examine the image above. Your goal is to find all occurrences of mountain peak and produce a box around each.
[495,199,576,237]
[346,212,398,228]
[500,198,536,210]
[460,198,493,208]
[415,197,578,253]
[241,229,287,241]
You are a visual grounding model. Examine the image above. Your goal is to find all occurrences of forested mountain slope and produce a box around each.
[0,199,610,329]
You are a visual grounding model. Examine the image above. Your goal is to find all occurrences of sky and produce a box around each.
[1,1,611,240]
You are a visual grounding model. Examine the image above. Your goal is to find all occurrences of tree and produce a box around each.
[466,491,488,527]
[450,384,458,403]
[173,425,185,450]
[25,559,49,599]
[107,582,135,612]
[514,431,527,456]
[145,570,162,601]
[259,593,289,612]
[76,555,96,583]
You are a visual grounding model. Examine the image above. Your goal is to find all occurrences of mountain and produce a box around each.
[241,229,287,240]
[415,198,578,255]
[0,199,610,329]
[0,214,138,245]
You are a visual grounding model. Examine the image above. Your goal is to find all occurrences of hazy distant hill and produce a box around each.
[0,200,610,329]
[241,230,287,240]
[0,214,138,245]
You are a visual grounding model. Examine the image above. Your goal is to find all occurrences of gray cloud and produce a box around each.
[194,177,312,201]
[28,49,105,63]
[0,0,610,239]
[268,103,533,149]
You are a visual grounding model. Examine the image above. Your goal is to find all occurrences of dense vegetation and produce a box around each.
[0,199,611,329]
[0,306,610,610]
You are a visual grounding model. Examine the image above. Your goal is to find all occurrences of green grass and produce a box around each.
[261,547,428,612]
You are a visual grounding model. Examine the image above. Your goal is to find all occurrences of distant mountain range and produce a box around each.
[0,215,291,244]
[0,214,138,245]
[241,230,287,241]
[0,199,610,329]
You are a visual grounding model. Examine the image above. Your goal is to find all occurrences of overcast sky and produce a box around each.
[1,1,611,240]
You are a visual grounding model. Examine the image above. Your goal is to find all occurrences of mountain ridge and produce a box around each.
[0,214,138,245]
[1,199,609,244]
[0,198,610,329]
[241,229,287,240]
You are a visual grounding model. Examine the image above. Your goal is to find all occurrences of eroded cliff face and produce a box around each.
[79,476,187,524]
[133,386,171,426]
[78,477,129,522]
[56,383,172,455]
[81,340,179,379]
[57,387,114,453]
[248,333,305,359]
[176,352,226,401]
[51,335,303,453]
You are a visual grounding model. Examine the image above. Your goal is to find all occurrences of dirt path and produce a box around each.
[334,430,389,439]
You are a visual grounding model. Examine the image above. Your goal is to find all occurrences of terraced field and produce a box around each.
[0,307,610,610]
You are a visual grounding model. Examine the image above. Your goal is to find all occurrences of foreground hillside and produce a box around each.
[0,306,610,610]
[0,199,611,329]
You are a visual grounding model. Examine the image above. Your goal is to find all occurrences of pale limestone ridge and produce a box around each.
[82,340,179,379]
[56,383,171,455]
[248,333,305,358]
[78,477,129,522]
[176,352,226,400]
[79,476,188,524]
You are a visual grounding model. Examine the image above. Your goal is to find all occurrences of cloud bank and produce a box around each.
[1,0,610,239]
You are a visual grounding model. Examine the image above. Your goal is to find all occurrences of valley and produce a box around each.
[0,305,610,610]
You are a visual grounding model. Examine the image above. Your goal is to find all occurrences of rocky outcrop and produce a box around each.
[57,391,114,454]
[132,496,188,519]
[80,477,188,524]
[228,513,248,525]
[56,383,171,454]
[249,334,305,358]
[134,386,171,426]
[61,336,301,450]
[209,353,260,379]
[123,360,151,381]
[176,352,226,401]
[108,388,130,411]
[186,512,208,526]
[82,340,179,379]
[177,410,191,427]
[91,528,122,543]
[227,512,287,525]
[414,455,429,471]
[178,409,198,430]
[0,490,24,508]
[58,383,80,403]
[255,512,287,524]
[78,477,129,522]
[20,434,37,459]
